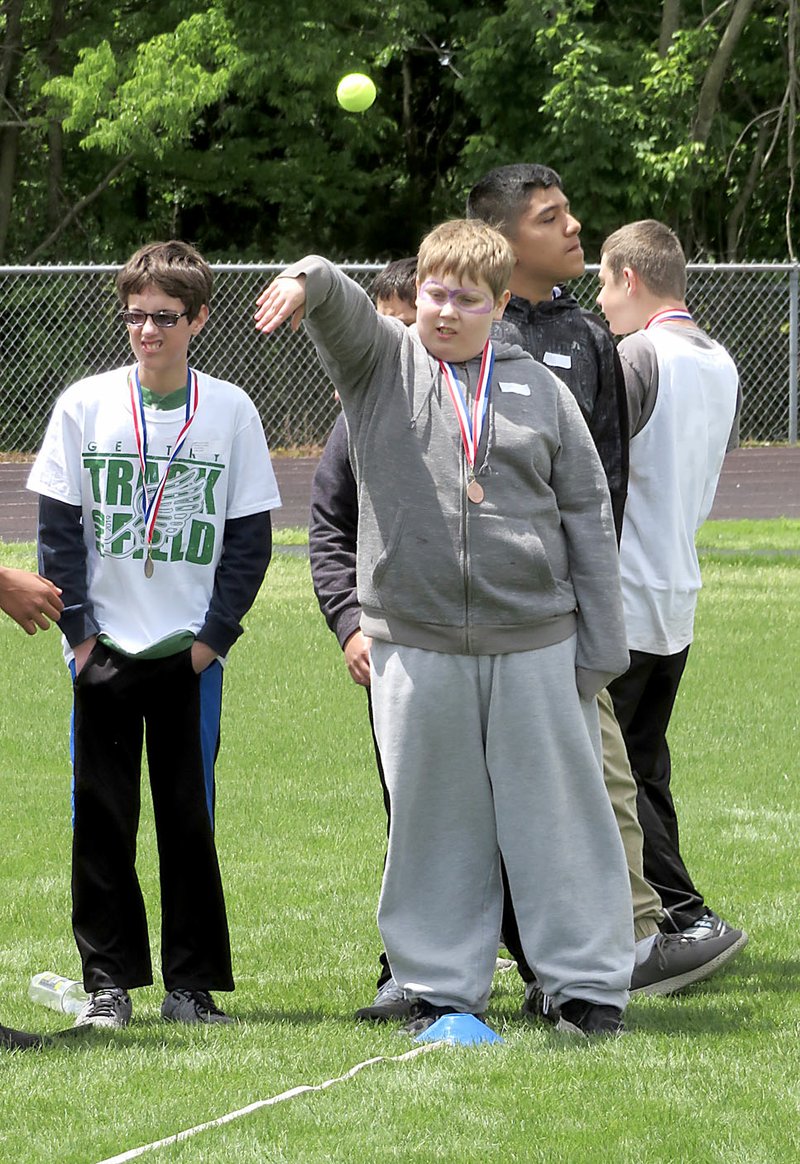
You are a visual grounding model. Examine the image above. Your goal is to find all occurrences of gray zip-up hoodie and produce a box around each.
[286,257,629,697]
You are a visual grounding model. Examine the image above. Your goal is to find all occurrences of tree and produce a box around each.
[0,0,797,262]
[457,0,798,260]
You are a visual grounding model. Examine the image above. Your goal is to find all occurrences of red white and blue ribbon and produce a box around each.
[438,340,494,471]
[129,365,200,555]
[645,309,693,328]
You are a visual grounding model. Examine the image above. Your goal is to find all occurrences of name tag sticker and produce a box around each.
[498,381,531,396]
[543,351,571,369]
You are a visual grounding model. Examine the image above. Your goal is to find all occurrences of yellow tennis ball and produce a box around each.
[336,73,377,113]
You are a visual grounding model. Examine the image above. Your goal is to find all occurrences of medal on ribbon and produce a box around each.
[439,340,494,504]
[129,366,200,576]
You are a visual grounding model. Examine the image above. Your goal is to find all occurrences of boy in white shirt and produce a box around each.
[29,240,281,1029]
[596,219,745,947]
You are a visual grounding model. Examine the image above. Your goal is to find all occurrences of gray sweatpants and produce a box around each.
[371,636,634,1014]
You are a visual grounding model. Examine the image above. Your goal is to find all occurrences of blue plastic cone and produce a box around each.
[414,1013,504,1046]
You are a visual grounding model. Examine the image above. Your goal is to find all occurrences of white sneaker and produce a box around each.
[74,987,132,1029]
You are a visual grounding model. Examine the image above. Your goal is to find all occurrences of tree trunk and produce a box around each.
[0,0,24,100]
[0,0,25,259]
[45,0,68,231]
[725,121,769,259]
[24,154,134,262]
[693,0,758,145]
[659,0,682,56]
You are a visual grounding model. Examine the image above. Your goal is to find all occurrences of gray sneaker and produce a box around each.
[355,977,412,1022]
[631,928,747,996]
[74,987,132,1029]
[161,989,233,1024]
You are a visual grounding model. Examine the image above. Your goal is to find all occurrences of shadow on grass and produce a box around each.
[487,951,794,1038]
[32,954,796,1050]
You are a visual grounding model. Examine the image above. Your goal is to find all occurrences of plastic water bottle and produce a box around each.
[28,972,88,1015]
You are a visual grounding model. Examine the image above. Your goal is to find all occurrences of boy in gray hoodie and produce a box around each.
[255,219,634,1037]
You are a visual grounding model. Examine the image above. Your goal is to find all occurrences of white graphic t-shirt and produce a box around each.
[28,365,281,657]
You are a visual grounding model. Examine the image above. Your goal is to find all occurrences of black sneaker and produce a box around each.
[631,928,747,996]
[521,981,559,1024]
[1,1022,46,1051]
[355,977,412,1023]
[680,911,748,945]
[161,989,233,1025]
[401,1000,461,1037]
[556,998,625,1037]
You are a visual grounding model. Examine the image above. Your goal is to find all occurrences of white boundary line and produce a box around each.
[93,1041,445,1164]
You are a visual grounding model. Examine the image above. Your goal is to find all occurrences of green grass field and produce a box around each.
[0,522,798,1164]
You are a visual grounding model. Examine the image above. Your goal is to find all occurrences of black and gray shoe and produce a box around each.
[556,998,625,1037]
[161,989,233,1025]
[522,986,624,1037]
[521,981,559,1023]
[631,928,747,996]
[74,988,132,1029]
[680,911,748,945]
[401,1000,461,1037]
[355,977,412,1023]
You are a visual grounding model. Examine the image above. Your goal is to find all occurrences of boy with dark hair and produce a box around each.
[28,240,281,1030]
[257,218,635,1038]
[597,219,744,942]
[369,258,418,326]
[467,163,628,531]
[467,164,745,1005]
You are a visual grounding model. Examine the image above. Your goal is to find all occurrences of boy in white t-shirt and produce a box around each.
[596,219,745,947]
[28,241,281,1030]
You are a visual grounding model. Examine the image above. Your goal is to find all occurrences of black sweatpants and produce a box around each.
[71,642,234,993]
[608,646,707,931]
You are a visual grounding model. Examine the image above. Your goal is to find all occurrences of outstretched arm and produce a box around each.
[0,565,63,634]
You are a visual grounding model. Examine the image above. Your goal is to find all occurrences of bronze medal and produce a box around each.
[467,478,485,504]
[144,554,154,578]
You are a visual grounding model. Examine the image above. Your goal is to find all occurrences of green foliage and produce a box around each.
[45,10,235,158]
[0,0,797,261]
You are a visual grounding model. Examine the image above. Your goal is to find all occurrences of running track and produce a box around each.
[1,447,799,543]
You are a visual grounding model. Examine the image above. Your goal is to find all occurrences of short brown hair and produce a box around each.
[417,219,514,301]
[600,220,687,299]
[371,257,418,305]
[116,240,212,321]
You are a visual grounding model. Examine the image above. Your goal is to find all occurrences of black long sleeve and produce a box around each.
[197,511,272,655]
[308,412,362,649]
[37,494,99,647]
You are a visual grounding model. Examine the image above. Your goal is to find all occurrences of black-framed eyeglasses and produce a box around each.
[119,309,189,329]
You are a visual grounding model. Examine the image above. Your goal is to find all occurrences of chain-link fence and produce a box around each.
[0,262,797,452]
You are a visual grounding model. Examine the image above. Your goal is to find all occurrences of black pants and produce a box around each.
[71,643,234,993]
[366,688,394,990]
[608,646,706,931]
